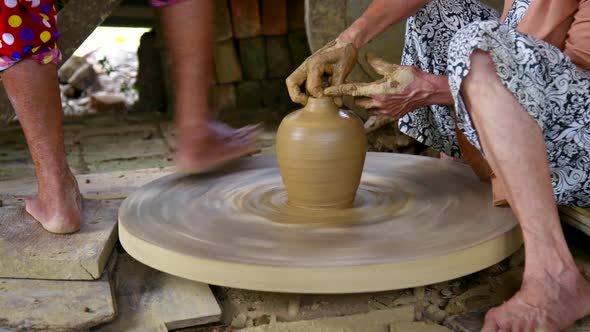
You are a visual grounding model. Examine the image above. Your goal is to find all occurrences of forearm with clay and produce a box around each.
[286,0,446,107]
[326,0,453,112]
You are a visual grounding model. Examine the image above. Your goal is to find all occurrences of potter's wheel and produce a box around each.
[118,153,522,293]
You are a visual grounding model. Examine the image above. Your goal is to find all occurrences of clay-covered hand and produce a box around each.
[286,39,357,105]
[324,53,451,119]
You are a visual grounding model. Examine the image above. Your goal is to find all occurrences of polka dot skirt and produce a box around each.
[0,0,60,71]
[0,0,187,71]
[150,0,186,8]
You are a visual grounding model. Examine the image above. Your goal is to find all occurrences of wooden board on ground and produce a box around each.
[92,254,221,332]
[0,199,119,280]
[241,307,415,332]
[0,167,174,204]
[0,255,117,332]
[560,207,590,237]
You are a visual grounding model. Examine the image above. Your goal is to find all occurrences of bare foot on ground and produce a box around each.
[26,172,82,234]
[482,265,590,331]
[175,121,261,174]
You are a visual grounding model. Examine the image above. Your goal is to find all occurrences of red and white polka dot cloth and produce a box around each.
[150,0,186,8]
[0,0,186,71]
[0,0,60,71]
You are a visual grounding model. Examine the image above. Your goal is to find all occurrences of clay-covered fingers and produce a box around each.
[286,65,309,105]
[286,39,358,105]
[305,48,352,96]
[366,52,398,76]
[324,79,389,97]
[305,63,327,97]
[354,97,382,110]
[232,124,261,140]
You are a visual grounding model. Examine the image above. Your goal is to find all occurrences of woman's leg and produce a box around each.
[158,0,259,173]
[398,0,498,158]
[462,50,590,331]
[3,60,81,234]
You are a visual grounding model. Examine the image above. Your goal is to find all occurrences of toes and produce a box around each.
[482,308,501,332]
[232,124,262,139]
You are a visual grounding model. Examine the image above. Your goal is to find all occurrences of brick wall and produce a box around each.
[211,0,309,126]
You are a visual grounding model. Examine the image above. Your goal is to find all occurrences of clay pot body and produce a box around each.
[276,97,367,209]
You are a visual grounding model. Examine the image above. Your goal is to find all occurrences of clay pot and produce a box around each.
[276,97,367,209]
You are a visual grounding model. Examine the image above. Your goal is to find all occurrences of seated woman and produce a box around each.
[287,0,590,330]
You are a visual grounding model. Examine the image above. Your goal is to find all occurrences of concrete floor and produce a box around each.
[1,112,590,331]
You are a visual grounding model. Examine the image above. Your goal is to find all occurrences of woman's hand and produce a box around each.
[324,53,453,119]
[286,39,357,106]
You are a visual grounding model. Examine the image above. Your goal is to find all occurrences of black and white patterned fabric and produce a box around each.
[398,0,590,206]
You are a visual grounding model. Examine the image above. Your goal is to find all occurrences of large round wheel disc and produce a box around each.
[119,153,522,294]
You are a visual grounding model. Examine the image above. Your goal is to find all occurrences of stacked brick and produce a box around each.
[211,0,310,125]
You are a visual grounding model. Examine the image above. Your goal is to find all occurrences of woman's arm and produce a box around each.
[337,0,431,49]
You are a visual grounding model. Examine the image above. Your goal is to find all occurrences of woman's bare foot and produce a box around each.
[26,171,82,234]
[483,263,590,331]
[175,121,261,174]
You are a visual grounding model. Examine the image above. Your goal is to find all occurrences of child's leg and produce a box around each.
[3,61,81,234]
[1,0,81,233]
[154,0,260,173]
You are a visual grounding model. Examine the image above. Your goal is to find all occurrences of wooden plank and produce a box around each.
[560,207,590,237]
[0,167,173,204]
[0,199,119,280]
[0,255,117,331]
[57,0,124,62]
[92,254,221,332]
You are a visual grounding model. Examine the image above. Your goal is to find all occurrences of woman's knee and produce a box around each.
[467,50,496,81]
[448,21,503,90]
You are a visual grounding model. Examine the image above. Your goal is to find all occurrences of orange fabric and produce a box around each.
[501,0,590,70]
[456,0,590,208]
[564,0,590,71]
[505,0,577,49]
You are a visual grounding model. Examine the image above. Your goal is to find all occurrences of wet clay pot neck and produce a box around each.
[303,96,339,115]
[276,96,367,210]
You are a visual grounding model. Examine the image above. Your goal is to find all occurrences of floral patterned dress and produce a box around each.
[399,0,590,206]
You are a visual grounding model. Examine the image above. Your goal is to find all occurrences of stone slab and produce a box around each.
[0,199,119,280]
[92,254,221,332]
[0,263,116,331]
[241,307,414,332]
[0,163,35,181]
[0,167,173,204]
[86,156,172,174]
[81,129,169,164]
